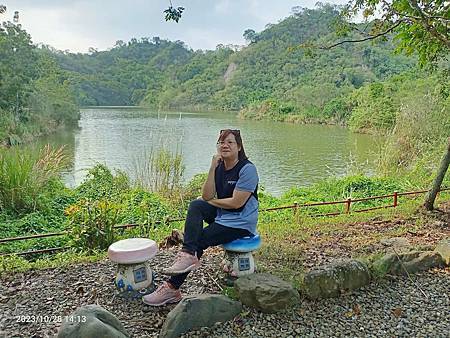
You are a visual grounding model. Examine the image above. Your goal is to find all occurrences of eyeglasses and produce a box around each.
[217,140,237,146]
[220,129,240,134]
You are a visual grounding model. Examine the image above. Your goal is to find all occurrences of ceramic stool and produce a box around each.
[107,238,157,298]
[221,235,262,279]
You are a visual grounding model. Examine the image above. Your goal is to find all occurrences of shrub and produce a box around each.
[66,199,121,252]
[66,165,176,251]
[0,145,68,213]
[74,164,130,202]
[182,173,207,202]
[119,189,173,225]
[0,255,32,274]
[348,82,397,133]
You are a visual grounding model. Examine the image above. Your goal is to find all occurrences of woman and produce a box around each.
[143,129,259,306]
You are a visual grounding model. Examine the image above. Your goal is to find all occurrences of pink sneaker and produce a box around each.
[162,251,200,276]
[142,282,182,306]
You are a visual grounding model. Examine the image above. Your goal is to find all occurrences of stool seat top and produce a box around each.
[108,238,157,264]
[222,234,262,252]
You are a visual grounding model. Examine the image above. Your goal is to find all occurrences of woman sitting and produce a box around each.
[142,129,259,306]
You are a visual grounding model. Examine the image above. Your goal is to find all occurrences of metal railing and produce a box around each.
[1,187,448,256]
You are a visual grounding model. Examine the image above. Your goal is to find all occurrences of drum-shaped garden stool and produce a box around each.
[107,238,157,298]
[221,235,262,278]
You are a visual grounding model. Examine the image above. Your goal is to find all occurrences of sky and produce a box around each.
[3,0,349,53]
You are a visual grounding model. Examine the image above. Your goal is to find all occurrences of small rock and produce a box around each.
[57,304,129,338]
[160,294,241,338]
[380,237,410,250]
[434,238,450,265]
[235,273,300,313]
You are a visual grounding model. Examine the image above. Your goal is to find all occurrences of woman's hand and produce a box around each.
[202,155,219,200]
[211,154,222,169]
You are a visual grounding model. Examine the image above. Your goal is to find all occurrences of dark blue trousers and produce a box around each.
[168,199,250,289]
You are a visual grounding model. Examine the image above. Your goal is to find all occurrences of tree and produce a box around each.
[114,40,125,48]
[153,36,161,45]
[0,5,19,22]
[332,1,449,210]
[0,4,79,142]
[243,29,259,44]
[423,138,450,210]
[330,0,449,66]
[88,47,98,54]
[163,2,448,67]
[0,21,38,112]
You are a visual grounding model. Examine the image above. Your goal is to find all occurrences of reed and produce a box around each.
[131,144,185,196]
[0,144,68,213]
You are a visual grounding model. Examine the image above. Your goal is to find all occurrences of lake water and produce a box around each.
[38,108,382,196]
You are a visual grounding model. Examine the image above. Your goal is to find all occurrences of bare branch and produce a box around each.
[321,20,403,49]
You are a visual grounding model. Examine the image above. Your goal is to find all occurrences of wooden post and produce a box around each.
[393,191,398,207]
[293,201,299,217]
[345,198,351,214]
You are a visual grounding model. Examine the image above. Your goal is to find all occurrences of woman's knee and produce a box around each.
[188,199,208,212]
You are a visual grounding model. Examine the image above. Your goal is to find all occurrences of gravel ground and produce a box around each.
[1,205,449,337]
[0,245,449,338]
[184,268,450,338]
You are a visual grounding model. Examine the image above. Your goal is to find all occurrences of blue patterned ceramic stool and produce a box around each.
[221,235,262,278]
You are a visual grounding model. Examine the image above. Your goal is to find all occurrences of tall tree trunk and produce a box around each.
[423,137,450,210]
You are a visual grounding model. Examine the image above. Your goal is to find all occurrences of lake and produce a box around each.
[38,108,382,196]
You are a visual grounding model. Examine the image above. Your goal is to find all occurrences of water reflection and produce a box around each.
[38,108,382,196]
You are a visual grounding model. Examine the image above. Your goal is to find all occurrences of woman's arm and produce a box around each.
[207,190,251,209]
[201,154,221,201]
[208,163,258,209]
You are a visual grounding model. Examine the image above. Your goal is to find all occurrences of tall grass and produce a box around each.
[0,144,68,213]
[376,73,450,184]
[131,145,185,196]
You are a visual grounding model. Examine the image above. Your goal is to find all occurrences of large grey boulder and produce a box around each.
[372,250,445,277]
[302,259,370,300]
[160,294,242,338]
[435,238,450,265]
[57,304,129,338]
[234,273,300,313]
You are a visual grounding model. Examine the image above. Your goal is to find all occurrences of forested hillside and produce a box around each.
[49,38,192,106]
[51,3,448,178]
[3,3,447,163]
[53,4,414,112]
[0,22,78,145]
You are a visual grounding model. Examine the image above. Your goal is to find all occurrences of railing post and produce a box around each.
[293,201,299,217]
[393,191,398,207]
[345,198,351,214]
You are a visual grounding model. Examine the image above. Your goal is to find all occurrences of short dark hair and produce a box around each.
[217,129,248,160]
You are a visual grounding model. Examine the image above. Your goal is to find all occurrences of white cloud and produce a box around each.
[183,27,245,50]
[214,0,232,14]
[4,0,350,53]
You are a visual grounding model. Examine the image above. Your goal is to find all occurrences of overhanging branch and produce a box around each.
[320,20,403,49]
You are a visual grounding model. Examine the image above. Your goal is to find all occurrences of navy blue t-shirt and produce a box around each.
[215,162,259,235]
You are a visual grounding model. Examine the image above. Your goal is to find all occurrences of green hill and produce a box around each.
[53,4,414,112]
[49,39,192,106]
